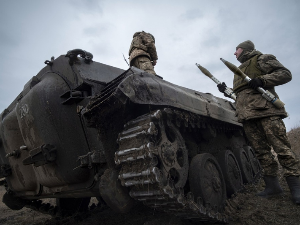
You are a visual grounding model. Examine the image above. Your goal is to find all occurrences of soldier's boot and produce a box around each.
[257,176,283,198]
[286,176,300,204]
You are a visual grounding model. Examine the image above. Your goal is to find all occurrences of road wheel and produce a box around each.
[216,150,242,197]
[189,153,226,210]
[233,148,253,184]
[244,146,261,177]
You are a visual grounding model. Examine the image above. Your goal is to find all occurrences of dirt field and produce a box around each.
[1,127,300,225]
[0,186,53,225]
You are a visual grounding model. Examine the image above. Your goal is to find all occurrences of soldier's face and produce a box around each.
[234,48,243,59]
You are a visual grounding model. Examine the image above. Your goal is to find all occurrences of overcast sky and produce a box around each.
[0,0,299,131]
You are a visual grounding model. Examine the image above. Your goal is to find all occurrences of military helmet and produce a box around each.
[148,33,155,43]
[133,32,141,38]
[133,31,155,43]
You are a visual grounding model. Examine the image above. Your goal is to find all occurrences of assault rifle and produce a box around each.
[220,58,285,109]
[195,63,237,101]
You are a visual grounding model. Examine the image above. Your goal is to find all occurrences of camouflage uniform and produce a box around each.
[233,50,300,177]
[128,31,158,75]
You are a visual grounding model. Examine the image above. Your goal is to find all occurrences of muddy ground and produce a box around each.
[1,127,300,225]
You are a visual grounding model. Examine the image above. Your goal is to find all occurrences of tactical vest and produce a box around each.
[233,54,264,93]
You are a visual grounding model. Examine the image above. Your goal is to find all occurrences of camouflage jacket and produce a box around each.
[128,31,158,65]
[234,50,292,122]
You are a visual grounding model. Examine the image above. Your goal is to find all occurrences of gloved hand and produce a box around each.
[217,82,227,93]
[248,78,263,89]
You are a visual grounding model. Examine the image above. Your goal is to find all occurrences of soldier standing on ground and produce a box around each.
[128,31,158,75]
[217,40,300,204]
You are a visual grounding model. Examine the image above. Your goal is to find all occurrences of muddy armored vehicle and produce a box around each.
[0,49,260,223]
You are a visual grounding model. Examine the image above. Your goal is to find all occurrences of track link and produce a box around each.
[115,108,232,223]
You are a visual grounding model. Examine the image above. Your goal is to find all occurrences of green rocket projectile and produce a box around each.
[195,63,237,101]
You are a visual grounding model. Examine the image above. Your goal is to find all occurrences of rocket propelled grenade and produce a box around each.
[220,58,285,109]
[195,63,237,100]
[220,58,246,79]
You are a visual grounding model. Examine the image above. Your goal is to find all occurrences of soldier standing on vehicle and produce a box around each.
[128,31,158,75]
[217,40,300,204]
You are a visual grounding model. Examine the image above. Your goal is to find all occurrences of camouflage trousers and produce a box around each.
[243,116,300,177]
[131,56,156,75]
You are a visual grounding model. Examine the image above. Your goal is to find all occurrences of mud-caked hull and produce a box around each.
[84,67,261,222]
[0,50,260,223]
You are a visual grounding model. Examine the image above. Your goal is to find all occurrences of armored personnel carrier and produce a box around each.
[0,49,260,223]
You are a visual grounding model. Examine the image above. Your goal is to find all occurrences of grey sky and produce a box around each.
[0,0,299,131]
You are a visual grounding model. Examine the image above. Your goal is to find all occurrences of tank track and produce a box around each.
[115,108,241,223]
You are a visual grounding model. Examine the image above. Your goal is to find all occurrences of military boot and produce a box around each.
[286,176,300,204]
[257,176,283,198]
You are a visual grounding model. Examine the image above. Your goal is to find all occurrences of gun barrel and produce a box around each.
[220,58,246,79]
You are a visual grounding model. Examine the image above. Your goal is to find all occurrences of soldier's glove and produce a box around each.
[248,78,263,89]
[217,82,227,93]
[217,82,230,98]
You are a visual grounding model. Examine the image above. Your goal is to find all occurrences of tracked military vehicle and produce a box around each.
[0,49,260,223]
